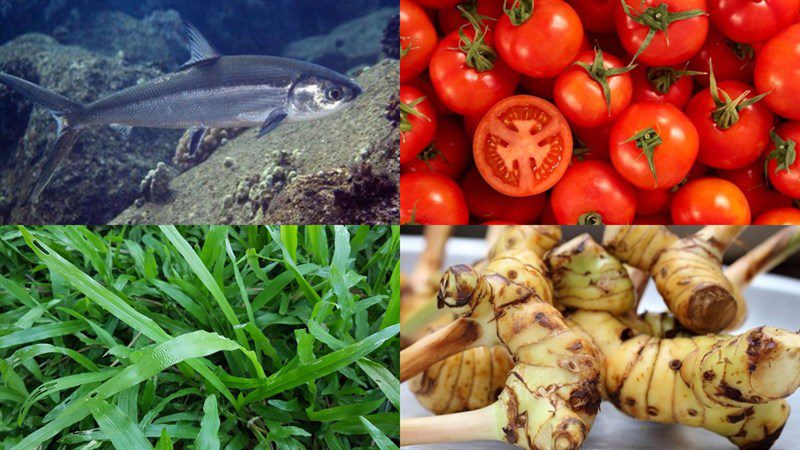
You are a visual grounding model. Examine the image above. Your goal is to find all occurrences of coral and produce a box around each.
[173,127,245,171]
[382,13,400,59]
[138,161,174,204]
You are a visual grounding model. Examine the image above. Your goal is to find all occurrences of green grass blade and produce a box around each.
[0,321,87,350]
[195,395,221,450]
[155,428,174,450]
[359,416,398,450]
[357,359,399,409]
[90,399,153,450]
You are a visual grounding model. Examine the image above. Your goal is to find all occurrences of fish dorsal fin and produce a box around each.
[180,21,221,71]
[110,124,133,140]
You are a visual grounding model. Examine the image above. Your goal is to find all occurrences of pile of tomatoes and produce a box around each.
[399,0,800,225]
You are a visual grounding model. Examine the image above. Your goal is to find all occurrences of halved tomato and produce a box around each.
[473,95,573,197]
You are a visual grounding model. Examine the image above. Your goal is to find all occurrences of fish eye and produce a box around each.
[325,87,343,101]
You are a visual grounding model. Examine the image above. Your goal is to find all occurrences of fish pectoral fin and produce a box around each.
[257,111,288,138]
[29,126,84,203]
[179,21,222,71]
[109,124,133,140]
[187,127,209,158]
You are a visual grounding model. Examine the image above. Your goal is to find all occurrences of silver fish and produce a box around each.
[0,22,363,202]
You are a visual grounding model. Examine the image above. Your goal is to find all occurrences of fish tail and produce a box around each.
[0,72,86,203]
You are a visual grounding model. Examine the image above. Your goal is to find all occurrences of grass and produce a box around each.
[0,225,400,449]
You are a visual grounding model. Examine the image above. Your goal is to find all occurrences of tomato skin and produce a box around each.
[554,51,633,128]
[463,114,482,139]
[609,102,699,189]
[635,188,672,215]
[569,0,617,33]
[716,158,793,217]
[429,29,520,117]
[403,117,471,179]
[461,168,546,223]
[688,28,754,87]
[755,24,800,120]
[401,0,438,82]
[400,173,469,224]
[551,161,637,224]
[634,213,671,224]
[474,95,573,197]
[520,76,557,100]
[415,0,462,7]
[754,207,800,224]
[766,121,800,198]
[709,0,800,44]
[573,124,611,161]
[671,177,751,224]
[400,85,438,165]
[615,0,708,66]
[630,67,695,109]
[407,77,452,116]
[438,0,504,35]
[685,81,774,170]
[495,0,584,78]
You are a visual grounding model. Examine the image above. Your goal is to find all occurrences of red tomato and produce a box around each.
[520,75,557,100]
[754,207,800,224]
[573,124,611,161]
[615,0,709,66]
[407,77,452,116]
[671,177,751,224]
[688,28,754,87]
[473,95,573,196]
[755,24,800,120]
[400,85,438,165]
[634,213,671,224]
[609,102,699,189]
[429,28,520,117]
[461,168,546,223]
[554,50,634,128]
[401,0,438,82]
[686,80,773,170]
[539,198,558,224]
[551,161,637,224]
[717,158,794,216]
[635,189,672,215]
[495,0,584,77]
[403,117,471,179]
[438,0,504,35]
[463,114,482,138]
[569,0,617,33]
[709,0,800,44]
[400,173,469,224]
[766,121,800,198]
[631,66,697,109]
[415,0,462,7]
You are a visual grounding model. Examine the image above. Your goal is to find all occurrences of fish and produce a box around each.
[0,22,363,203]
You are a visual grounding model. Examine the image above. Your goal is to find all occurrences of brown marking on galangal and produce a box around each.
[745,328,778,373]
[669,359,682,371]
[568,376,602,416]
[739,425,785,450]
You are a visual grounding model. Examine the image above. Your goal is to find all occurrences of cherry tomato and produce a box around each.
[635,188,672,215]
[671,177,751,224]
[615,0,708,66]
[400,85,438,165]
[415,0,461,7]
[755,24,800,120]
[554,50,633,128]
[717,158,794,217]
[520,75,557,100]
[766,122,800,198]
[634,213,671,224]
[754,207,800,224]
[403,117,471,179]
[709,0,800,44]
[400,172,469,224]
[539,198,558,224]
[688,28,754,87]
[609,102,699,189]
[686,80,773,170]
[473,95,573,196]
[429,28,520,117]
[569,0,618,33]
[461,168,546,223]
[401,0,438,82]
[407,77,452,116]
[438,0,504,35]
[463,114,482,138]
[631,66,696,109]
[551,160,637,224]
[573,124,611,161]
[495,0,584,77]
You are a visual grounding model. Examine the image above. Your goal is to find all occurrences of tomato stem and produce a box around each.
[400,37,416,59]
[620,1,707,65]
[624,127,662,186]
[417,144,451,171]
[646,67,705,95]
[400,97,430,134]
[707,60,770,130]
[574,49,636,115]
[453,5,498,72]
[766,131,797,175]
[578,212,604,225]
[503,0,534,26]
[725,40,754,62]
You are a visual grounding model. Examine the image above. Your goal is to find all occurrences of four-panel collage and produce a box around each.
[0,0,799,449]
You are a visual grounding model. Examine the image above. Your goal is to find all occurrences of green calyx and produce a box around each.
[400,37,414,59]
[707,60,769,130]
[767,130,797,174]
[451,5,498,72]
[646,66,705,94]
[400,96,429,134]
[417,144,451,170]
[620,1,707,64]
[624,127,663,186]
[503,0,534,26]
[574,49,636,115]
[725,39,754,61]
[578,212,604,225]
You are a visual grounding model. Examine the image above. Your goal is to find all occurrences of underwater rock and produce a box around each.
[0,33,180,224]
[112,58,399,225]
[283,8,396,73]
[382,13,400,60]
[138,161,174,204]
[173,127,246,171]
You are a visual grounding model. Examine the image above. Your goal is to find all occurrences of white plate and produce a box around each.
[401,236,800,450]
